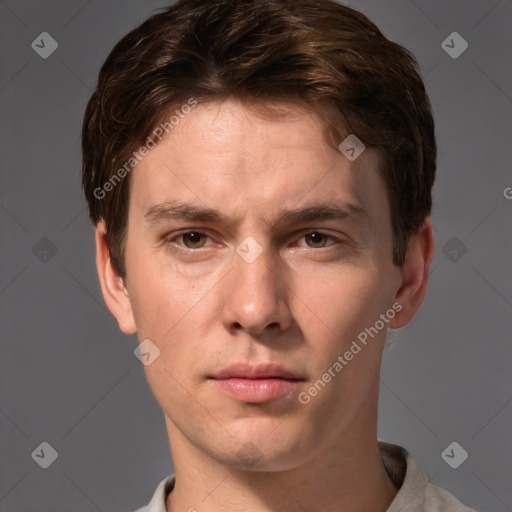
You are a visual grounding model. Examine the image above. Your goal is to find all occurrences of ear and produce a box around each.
[95,220,137,334]
[389,218,435,329]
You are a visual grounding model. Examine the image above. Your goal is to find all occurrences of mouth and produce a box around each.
[209,363,305,403]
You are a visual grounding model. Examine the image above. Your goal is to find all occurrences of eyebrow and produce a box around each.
[144,200,368,229]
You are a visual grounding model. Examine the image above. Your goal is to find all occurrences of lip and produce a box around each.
[212,362,300,380]
[209,363,304,403]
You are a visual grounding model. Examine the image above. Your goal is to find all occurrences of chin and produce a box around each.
[214,420,309,472]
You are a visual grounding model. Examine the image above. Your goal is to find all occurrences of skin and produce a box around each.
[96,99,434,512]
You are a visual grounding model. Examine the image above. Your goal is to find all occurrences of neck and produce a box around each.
[164,413,398,512]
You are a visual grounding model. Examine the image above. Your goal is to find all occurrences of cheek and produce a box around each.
[294,266,388,339]
[126,245,202,336]
[128,261,218,375]
[133,285,205,361]
[130,274,208,404]
[292,269,390,412]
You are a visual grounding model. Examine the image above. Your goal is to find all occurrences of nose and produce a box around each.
[221,242,291,336]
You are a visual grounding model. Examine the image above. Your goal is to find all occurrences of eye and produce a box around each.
[176,231,210,249]
[297,231,338,249]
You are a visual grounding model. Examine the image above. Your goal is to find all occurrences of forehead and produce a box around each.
[164,99,337,168]
[129,99,387,226]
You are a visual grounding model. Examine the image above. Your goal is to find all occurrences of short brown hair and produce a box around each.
[82,0,436,278]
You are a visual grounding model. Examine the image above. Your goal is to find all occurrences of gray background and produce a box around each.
[1,0,510,511]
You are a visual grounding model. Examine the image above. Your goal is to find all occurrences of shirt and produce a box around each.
[133,441,478,512]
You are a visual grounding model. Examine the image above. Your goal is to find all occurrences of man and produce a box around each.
[81,0,478,510]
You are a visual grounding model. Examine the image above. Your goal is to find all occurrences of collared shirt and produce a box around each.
[133,441,478,512]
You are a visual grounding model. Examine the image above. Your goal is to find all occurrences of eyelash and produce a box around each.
[167,230,341,251]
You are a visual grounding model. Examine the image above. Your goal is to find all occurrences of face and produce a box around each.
[98,99,430,472]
